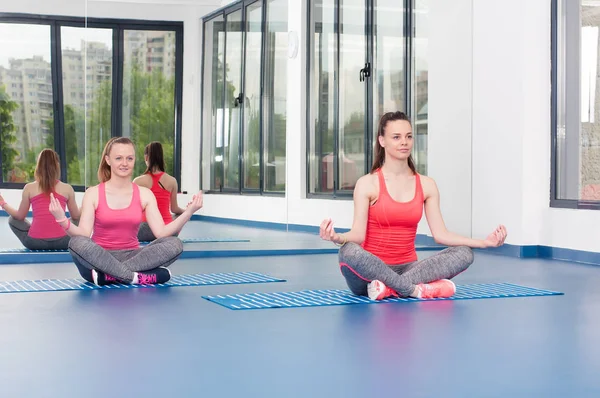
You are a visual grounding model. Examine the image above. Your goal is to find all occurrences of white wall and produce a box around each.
[427,0,473,238]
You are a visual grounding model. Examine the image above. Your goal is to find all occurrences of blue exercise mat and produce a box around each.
[203,283,564,310]
[0,272,284,293]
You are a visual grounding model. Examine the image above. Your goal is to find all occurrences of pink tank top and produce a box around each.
[361,169,424,265]
[92,182,142,250]
[29,192,68,239]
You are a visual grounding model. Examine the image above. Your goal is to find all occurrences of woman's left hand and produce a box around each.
[483,225,507,247]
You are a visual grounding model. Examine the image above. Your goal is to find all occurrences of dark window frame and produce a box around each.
[200,0,286,197]
[550,0,600,210]
[305,0,416,199]
[0,13,184,192]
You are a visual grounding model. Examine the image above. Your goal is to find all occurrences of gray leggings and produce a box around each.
[68,235,183,283]
[8,216,71,250]
[338,243,474,297]
[137,214,180,242]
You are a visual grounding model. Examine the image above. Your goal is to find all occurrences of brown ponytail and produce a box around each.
[35,149,60,195]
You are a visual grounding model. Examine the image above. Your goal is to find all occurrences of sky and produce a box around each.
[0,23,113,68]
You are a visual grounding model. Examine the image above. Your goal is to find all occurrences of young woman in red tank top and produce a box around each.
[0,149,80,250]
[319,111,508,300]
[49,137,203,286]
[133,141,185,242]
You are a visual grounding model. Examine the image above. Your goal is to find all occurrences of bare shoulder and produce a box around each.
[23,182,35,192]
[354,173,378,198]
[133,174,152,186]
[137,185,154,199]
[419,174,439,199]
[163,173,178,190]
[84,185,99,198]
[56,181,75,196]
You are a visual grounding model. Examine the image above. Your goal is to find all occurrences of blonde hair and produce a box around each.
[97,137,135,183]
[35,149,61,195]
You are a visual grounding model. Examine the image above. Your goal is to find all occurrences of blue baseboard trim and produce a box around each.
[193,216,600,265]
[0,248,341,265]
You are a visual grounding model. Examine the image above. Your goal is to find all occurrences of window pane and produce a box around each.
[374,0,405,127]
[263,0,288,193]
[122,30,177,178]
[579,1,600,201]
[61,26,112,187]
[308,0,336,194]
[204,17,225,191]
[413,0,428,175]
[0,24,52,183]
[242,2,262,190]
[224,11,243,190]
[338,0,366,192]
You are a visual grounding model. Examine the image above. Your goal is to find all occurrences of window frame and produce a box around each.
[200,0,285,197]
[0,13,184,192]
[304,0,416,199]
[550,0,600,210]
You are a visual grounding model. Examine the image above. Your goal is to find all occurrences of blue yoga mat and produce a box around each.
[0,272,284,293]
[203,283,564,310]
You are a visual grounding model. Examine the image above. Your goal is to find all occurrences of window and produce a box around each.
[201,0,288,194]
[0,23,51,184]
[552,0,600,208]
[0,15,183,189]
[307,0,428,196]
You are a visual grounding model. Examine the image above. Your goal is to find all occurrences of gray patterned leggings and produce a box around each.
[338,243,474,297]
[68,236,183,283]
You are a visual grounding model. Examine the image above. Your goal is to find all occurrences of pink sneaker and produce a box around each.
[367,280,399,301]
[136,267,171,285]
[92,270,119,286]
[417,279,456,299]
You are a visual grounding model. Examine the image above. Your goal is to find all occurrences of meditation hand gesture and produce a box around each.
[49,193,66,221]
[319,218,344,245]
[186,191,204,213]
[483,225,507,248]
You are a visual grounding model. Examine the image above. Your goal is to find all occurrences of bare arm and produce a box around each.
[422,176,506,248]
[141,187,202,238]
[169,177,185,215]
[319,175,372,245]
[0,186,31,220]
[50,187,96,237]
[65,185,81,221]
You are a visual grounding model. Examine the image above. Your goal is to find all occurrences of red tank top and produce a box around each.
[29,191,68,239]
[361,169,424,265]
[92,182,142,250]
[142,172,172,224]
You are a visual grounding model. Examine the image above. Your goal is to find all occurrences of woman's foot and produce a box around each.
[92,270,119,286]
[134,267,172,285]
[415,279,456,299]
[367,280,399,300]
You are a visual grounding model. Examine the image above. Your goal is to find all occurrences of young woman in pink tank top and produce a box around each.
[0,149,80,250]
[133,141,185,242]
[49,137,203,286]
[319,111,508,300]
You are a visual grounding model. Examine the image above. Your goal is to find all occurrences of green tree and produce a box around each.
[126,67,175,177]
[0,85,20,182]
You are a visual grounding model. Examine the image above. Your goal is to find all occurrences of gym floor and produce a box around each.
[0,221,598,397]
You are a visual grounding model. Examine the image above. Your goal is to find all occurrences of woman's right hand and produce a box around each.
[49,193,66,220]
[319,218,343,244]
